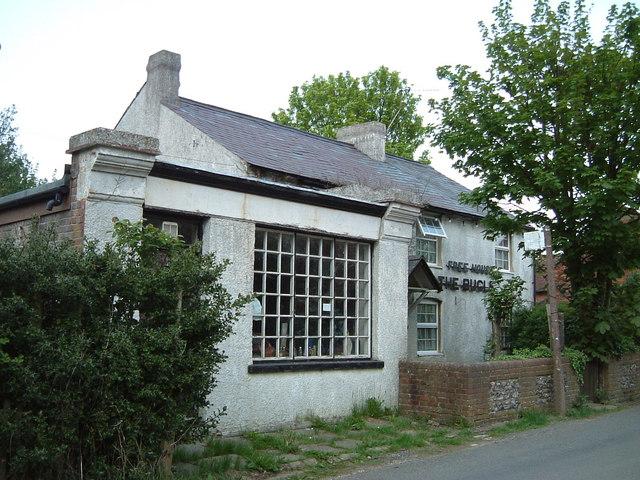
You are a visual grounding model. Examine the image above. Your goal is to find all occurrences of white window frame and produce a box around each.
[252,228,372,361]
[416,300,440,355]
[161,221,179,238]
[494,234,511,272]
[414,216,445,267]
[418,216,447,238]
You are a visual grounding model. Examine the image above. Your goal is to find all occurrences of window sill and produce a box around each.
[417,351,444,357]
[248,359,384,374]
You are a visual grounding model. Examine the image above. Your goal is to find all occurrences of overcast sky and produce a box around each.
[0,0,628,188]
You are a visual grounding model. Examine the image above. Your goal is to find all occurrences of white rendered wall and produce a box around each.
[199,211,413,434]
[117,90,247,177]
[407,215,535,362]
[145,177,381,241]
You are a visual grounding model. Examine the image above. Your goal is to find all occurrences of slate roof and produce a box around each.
[165,97,484,218]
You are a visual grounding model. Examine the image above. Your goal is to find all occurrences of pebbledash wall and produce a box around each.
[407,220,533,363]
[399,358,580,424]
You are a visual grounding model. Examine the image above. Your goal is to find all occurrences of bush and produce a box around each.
[494,345,588,384]
[509,303,581,351]
[0,221,248,479]
[510,272,640,361]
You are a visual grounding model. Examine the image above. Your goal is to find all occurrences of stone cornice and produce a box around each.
[93,153,155,178]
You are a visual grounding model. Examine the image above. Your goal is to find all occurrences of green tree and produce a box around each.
[485,269,525,357]
[429,0,640,359]
[0,106,39,197]
[273,67,427,159]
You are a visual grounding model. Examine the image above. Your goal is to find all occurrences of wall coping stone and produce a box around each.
[67,127,160,156]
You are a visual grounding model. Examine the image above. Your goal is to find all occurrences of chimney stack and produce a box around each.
[145,50,181,106]
[336,121,386,162]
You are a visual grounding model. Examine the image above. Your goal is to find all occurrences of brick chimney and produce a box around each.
[145,50,181,106]
[336,121,386,162]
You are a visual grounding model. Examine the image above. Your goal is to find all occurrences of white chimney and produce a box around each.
[145,50,181,106]
[336,121,386,162]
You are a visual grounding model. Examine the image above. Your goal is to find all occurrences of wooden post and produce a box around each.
[544,228,566,415]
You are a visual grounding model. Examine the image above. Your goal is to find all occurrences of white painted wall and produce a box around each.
[407,214,535,362]
[145,177,382,241]
[198,207,414,434]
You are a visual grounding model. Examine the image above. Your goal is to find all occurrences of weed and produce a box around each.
[489,410,549,437]
[243,431,300,454]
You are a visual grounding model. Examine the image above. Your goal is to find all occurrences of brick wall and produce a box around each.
[0,162,84,246]
[603,353,640,404]
[399,358,580,425]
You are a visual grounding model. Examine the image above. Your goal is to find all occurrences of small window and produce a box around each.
[494,234,511,271]
[415,237,438,265]
[417,302,439,354]
[162,221,179,238]
[144,210,203,246]
[418,217,447,238]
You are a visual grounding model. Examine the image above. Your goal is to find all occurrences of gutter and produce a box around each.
[0,165,71,213]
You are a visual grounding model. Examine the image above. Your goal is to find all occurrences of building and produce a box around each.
[0,51,534,434]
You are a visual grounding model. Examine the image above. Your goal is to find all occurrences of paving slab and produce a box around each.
[367,446,389,453]
[299,444,342,454]
[198,453,247,469]
[334,438,362,449]
[312,432,339,442]
[282,458,318,470]
[279,453,304,462]
[333,452,358,462]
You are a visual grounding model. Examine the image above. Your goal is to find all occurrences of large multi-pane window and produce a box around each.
[253,228,371,360]
[494,234,511,271]
[416,302,439,354]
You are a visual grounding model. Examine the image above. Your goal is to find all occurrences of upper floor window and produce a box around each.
[413,216,446,266]
[253,228,371,360]
[494,234,511,271]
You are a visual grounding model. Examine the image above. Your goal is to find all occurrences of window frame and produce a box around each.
[417,216,447,238]
[414,215,444,267]
[494,234,511,272]
[252,227,372,362]
[416,300,440,355]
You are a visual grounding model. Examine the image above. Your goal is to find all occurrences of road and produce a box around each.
[336,405,640,480]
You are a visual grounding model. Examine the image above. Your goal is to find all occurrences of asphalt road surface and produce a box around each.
[336,405,640,480]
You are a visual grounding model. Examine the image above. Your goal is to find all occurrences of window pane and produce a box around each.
[309,237,321,256]
[496,235,509,248]
[254,252,264,271]
[252,338,263,358]
[322,239,333,257]
[267,232,279,251]
[295,235,308,254]
[265,338,277,357]
[281,233,293,252]
[255,230,265,250]
[495,249,509,270]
